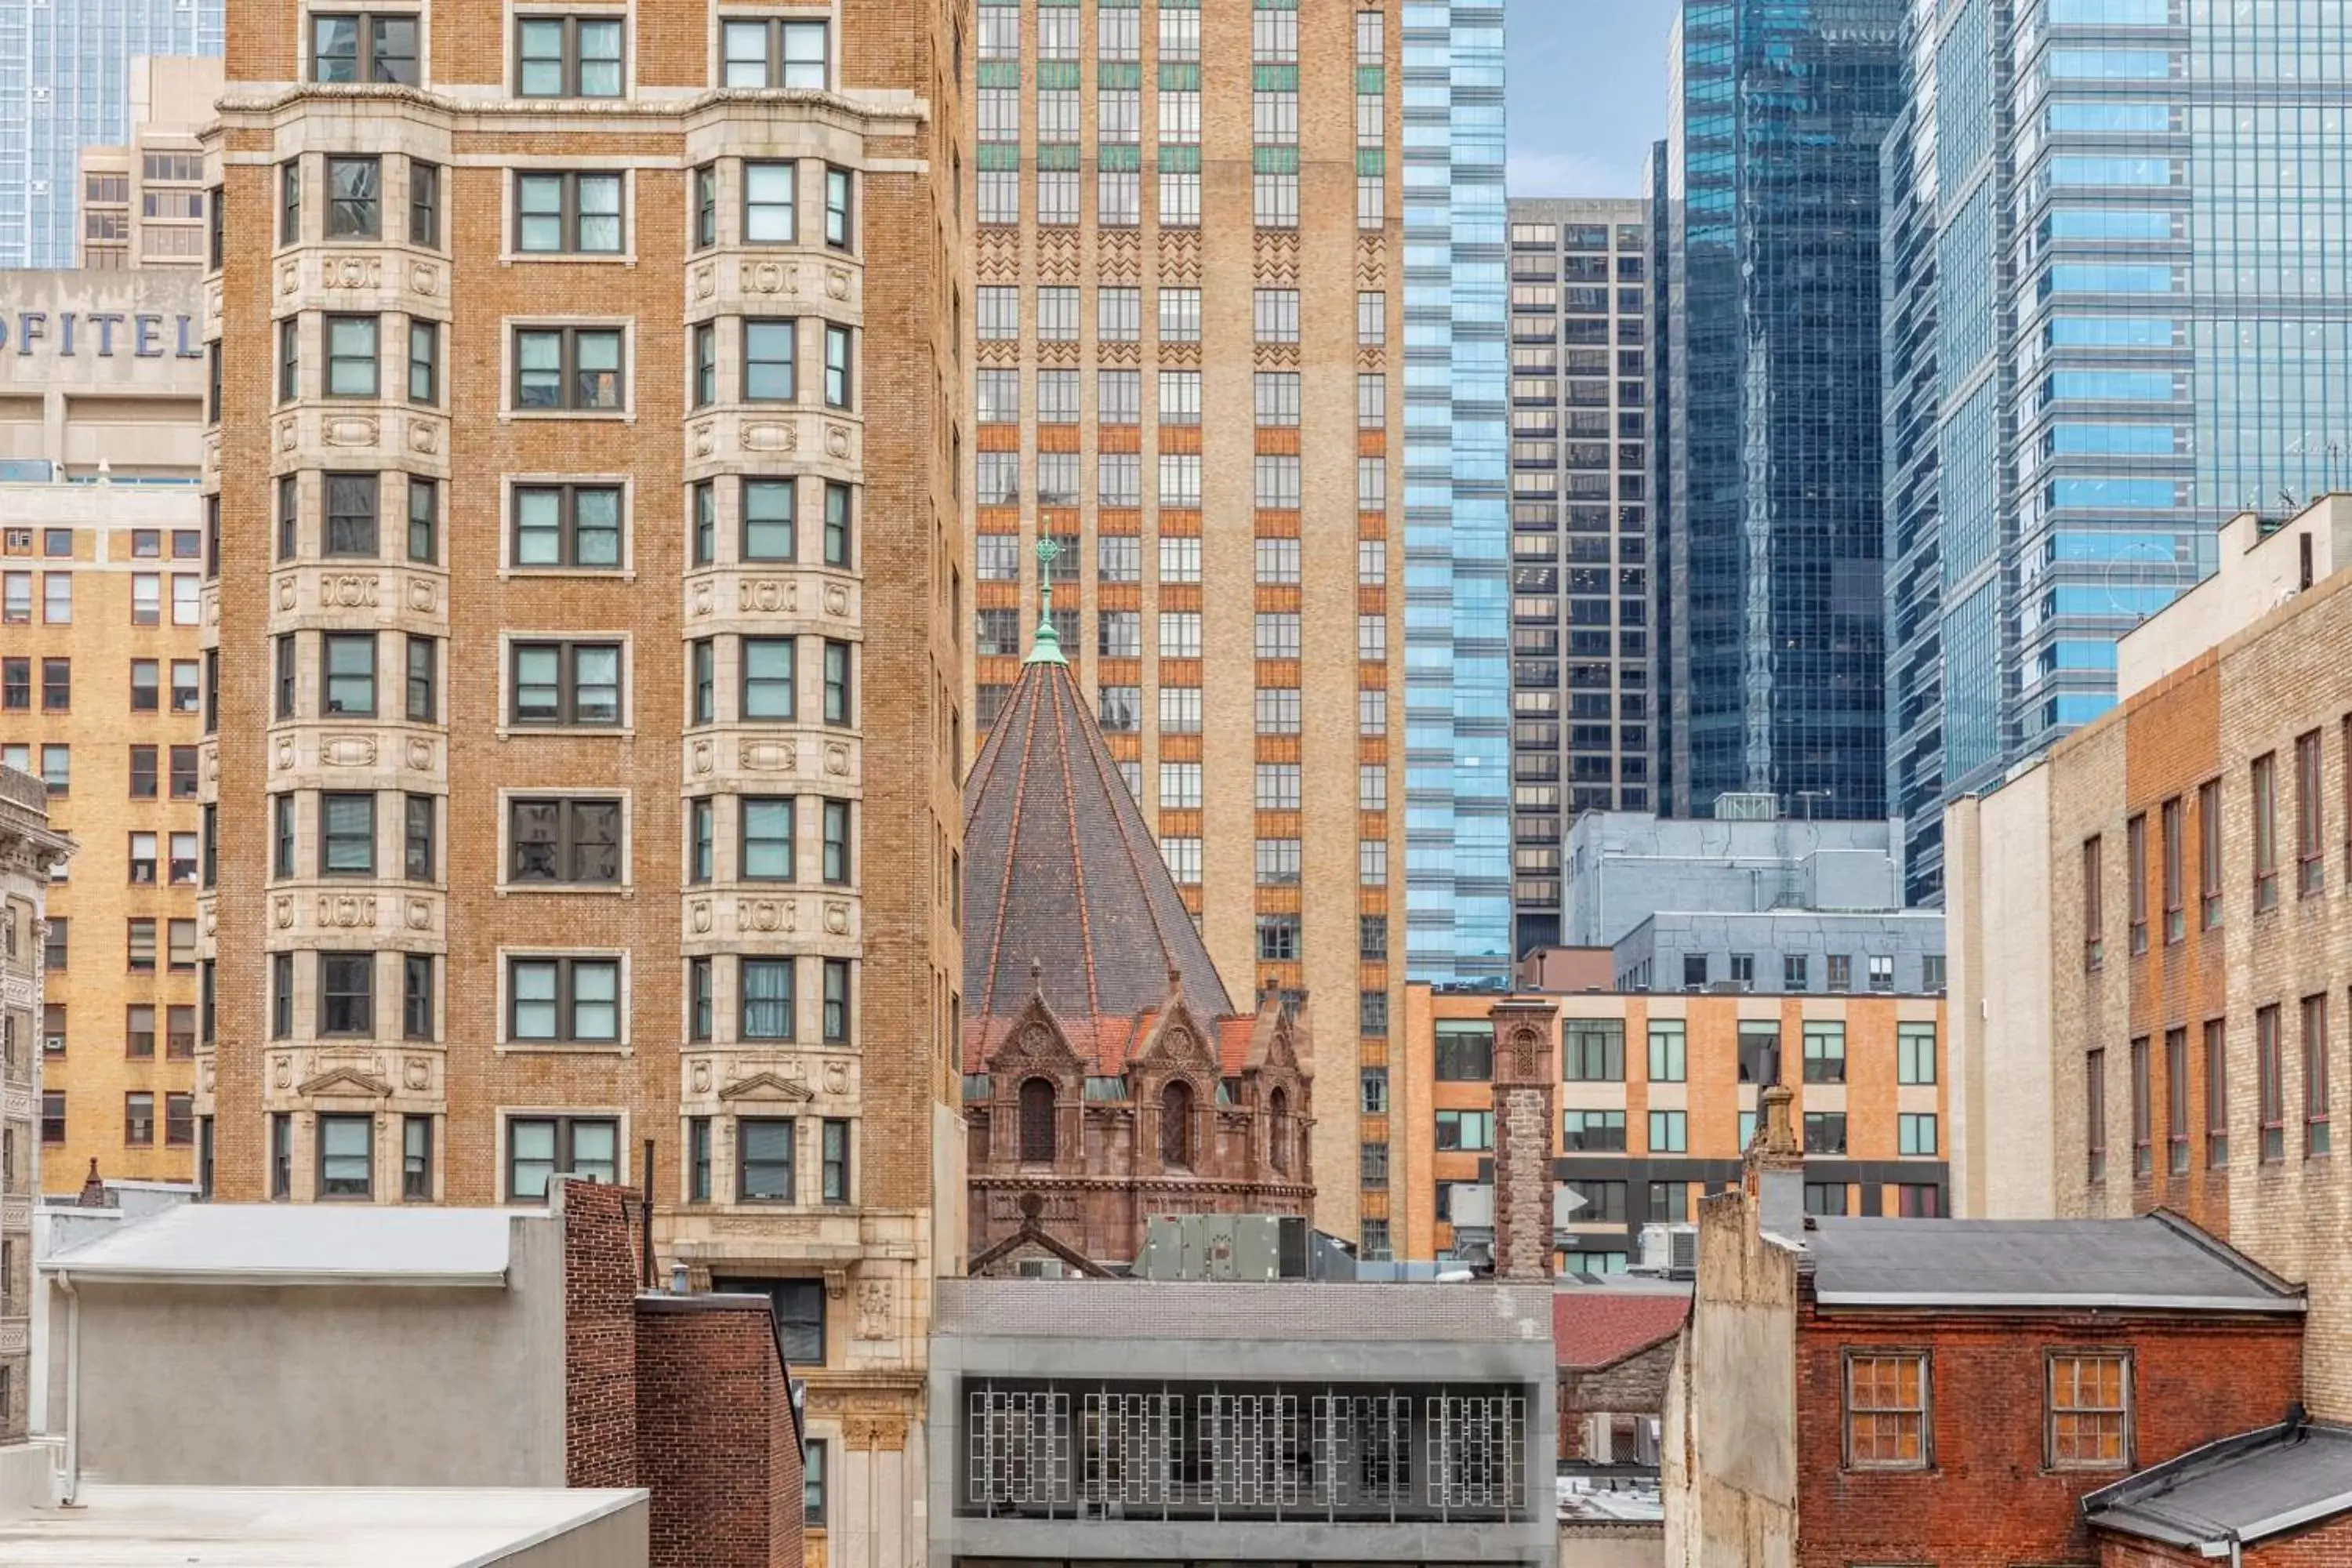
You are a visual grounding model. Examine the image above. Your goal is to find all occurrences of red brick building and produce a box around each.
[1668,1089,2314,1568]
[960,617,1312,1269]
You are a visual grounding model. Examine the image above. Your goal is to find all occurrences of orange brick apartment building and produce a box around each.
[1398,985,1947,1267]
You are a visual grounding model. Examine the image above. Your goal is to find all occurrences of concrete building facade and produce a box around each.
[76,57,226,272]
[929,1276,1556,1561]
[1503,198,1653,953]
[0,270,206,1200]
[0,768,74,1443]
[1396,985,1947,1267]
[195,7,966,1564]
[1947,493,2352,1421]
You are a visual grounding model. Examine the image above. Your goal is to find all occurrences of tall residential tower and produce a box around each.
[1655,0,1907,823]
[963,0,1504,1251]
[1886,0,2352,901]
[1504,198,1653,953]
[198,5,967,1561]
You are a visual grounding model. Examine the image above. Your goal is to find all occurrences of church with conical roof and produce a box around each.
[960,562,1314,1272]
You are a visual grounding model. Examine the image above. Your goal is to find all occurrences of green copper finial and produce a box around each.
[1026,537,1067,666]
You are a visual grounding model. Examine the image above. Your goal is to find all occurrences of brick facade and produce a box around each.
[2009,532,2352,1419]
[561,1180,641,1490]
[1795,1308,2304,1568]
[201,4,963,1559]
[635,1298,805,1568]
[2101,1519,2352,1568]
[1490,999,1556,1283]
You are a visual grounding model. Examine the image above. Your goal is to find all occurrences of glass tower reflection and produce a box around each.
[0,0,226,269]
[1657,0,1907,824]
[1403,0,1511,982]
[1886,0,2352,902]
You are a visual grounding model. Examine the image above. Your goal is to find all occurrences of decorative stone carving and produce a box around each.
[690,1059,713,1094]
[201,904,216,936]
[272,895,296,930]
[738,579,797,614]
[824,742,849,776]
[690,261,717,299]
[322,416,380,448]
[742,421,797,453]
[738,739,795,772]
[405,738,433,771]
[824,424,851,459]
[822,1060,848,1095]
[278,260,301,296]
[740,259,798,296]
[271,1054,292,1089]
[822,584,849,619]
[278,416,299,452]
[687,898,713,934]
[691,579,713,616]
[318,894,378,928]
[739,899,794,934]
[689,739,714,776]
[407,419,441,456]
[404,1056,431,1091]
[274,738,296,771]
[824,902,849,935]
[323,574,380,608]
[276,575,298,611]
[321,735,378,768]
[856,1279,893,1339]
[405,575,436,612]
[691,421,717,458]
[410,260,442,296]
[321,255,383,289]
[825,266,851,300]
[405,898,432,931]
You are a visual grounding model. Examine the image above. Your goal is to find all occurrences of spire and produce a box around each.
[1025,537,1067,666]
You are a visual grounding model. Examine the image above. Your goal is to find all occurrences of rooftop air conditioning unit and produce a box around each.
[1015,1258,1065,1280]
[1636,1223,1697,1278]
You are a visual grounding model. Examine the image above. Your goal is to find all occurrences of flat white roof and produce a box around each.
[42,1204,519,1287]
[0,1485,645,1566]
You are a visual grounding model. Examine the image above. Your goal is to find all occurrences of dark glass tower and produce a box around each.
[1657,0,1907,822]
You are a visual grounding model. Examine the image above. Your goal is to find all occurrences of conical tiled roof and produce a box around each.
[962,654,1236,1025]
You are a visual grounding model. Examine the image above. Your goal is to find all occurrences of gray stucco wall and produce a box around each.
[49,1216,567,1487]
[1613,909,1946,993]
[495,1497,649,1568]
[1563,813,1904,949]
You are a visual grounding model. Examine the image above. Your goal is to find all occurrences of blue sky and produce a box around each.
[1506,1,1678,197]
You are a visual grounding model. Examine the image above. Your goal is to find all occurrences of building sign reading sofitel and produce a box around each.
[0,312,204,358]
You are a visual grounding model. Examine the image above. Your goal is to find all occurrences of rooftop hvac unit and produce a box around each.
[1636,1223,1697,1278]
[1014,1258,1065,1280]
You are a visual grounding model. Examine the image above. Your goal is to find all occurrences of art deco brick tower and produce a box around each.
[197,4,966,1558]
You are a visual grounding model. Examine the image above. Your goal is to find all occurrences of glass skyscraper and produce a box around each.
[1656,0,1908,824]
[0,0,224,269]
[1886,0,2352,901]
[1403,0,1511,982]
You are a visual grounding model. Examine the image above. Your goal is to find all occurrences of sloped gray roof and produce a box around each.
[2084,1423,2352,1550]
[1806,1214,2303,1312]
[42,1203,514,1286]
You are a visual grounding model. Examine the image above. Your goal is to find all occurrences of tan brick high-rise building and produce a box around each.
[0,270,208,1196]
[78,57,228,272]
[1949,494,2352,1421]
[198,5,966,1559]
[964,0,1405,1251]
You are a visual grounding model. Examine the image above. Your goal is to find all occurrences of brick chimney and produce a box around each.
[1488,999,1559,1283]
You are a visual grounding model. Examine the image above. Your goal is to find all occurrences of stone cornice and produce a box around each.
[207,83,928,141]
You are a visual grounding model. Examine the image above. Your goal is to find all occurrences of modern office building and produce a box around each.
[76,56,223,271]
[1654,0,1906,824]
[197,6,966,1563]
[1504,198,1653,953]
[0,0,226,270]
[0,270,206,1198]
[1396,984,1948,1267]
[1888,0,2352,903]
[2,766,75,1443]
[964,0,1502,1250]
[1947,493,2352,1417]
